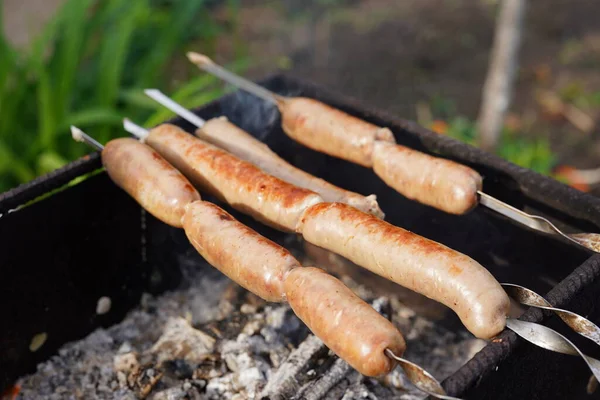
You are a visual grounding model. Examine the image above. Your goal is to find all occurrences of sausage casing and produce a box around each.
[372,142,482,214]
[102,138,200,228]
[146,124,324,232]
[278,97,395,167]
[199,116,385,218]
[284,267,406,376]
[297,203,510,339]
[183,201,300,302]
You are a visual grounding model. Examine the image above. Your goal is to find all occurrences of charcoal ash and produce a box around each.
[16,247,485,400]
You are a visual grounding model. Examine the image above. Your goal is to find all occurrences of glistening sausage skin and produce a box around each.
[297,203,510,339]
[198,116,385,219]
[182,201,300,302]
[145,124,324,232]
[372,141,482,215]
[285,267,406,377]
[102,138,200,228]
[278,97,395,167]
[278,97,484,215]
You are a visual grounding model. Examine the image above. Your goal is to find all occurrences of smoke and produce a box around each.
[221,89,280,141]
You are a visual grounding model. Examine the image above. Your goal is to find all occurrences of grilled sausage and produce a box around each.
[198,116,385,218]
[102,138,200,227]
[372,142,482,215]
[145,124,324,232]
[183,201,300,302]
[277,97,485,215]
[297,203,510,339]
[284,267,406,376]
[278,97,396,167]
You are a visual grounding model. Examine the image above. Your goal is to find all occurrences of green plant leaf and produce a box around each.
[37,150,69,176]
[62,108,124,129]
[134,0,208,88]
[54,0,95,122]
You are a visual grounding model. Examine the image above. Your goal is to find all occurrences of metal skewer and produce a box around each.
[186,52,600,254]
[187,52,284,105]
[70,126,104,151]
[120,116,462,399]
[385,349,462,400]
[479,192,600,252]
[502,283,600,346]
[144,90,600,344]
[141,92,600,392]
[122,113,463,399]
[123,118,150,140]
[506,318,600,382]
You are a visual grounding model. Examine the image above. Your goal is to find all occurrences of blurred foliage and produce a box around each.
[0,0,244,193]
[426,97,556,177]
[443,117,556,176]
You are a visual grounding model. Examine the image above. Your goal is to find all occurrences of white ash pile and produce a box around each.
[15,257,485,400]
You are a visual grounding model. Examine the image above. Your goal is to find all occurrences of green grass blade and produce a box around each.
[134,0,208,88]
[62,108,124,129]
[53,0,95,121]
[95,0,148,143]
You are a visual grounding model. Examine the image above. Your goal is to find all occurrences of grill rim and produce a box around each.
[2,73,600,398]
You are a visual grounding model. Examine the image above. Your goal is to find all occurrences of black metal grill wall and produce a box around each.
[1,74,600,399]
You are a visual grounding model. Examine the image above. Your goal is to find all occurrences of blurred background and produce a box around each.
[1,0,599,194]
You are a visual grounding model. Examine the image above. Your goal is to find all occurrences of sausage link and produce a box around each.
[372,142,482,215]
[183,201,300,302]
[284,267,406,376]
[278,97,395,167]
[102,138,200,228]
[199,116,385,218]
[297,203,510,339]
[145,124,324,232]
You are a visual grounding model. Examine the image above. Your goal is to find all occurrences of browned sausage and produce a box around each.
[145,124,324,232]
[182,200,300,302]
[297,203,510,339]
[278,97,485,215]
[372,141,482,214]
[198,116,385,219]
[284,267,406,376]
[102,138,200,228]
[278,97,395,167]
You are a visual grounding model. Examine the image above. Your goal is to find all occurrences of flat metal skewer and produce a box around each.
[384,349,462,400]
[123,118,150,140]
[70,126,104,151]
[186,52,600,254]
[187,52,284,105]
[143,91,600,393]
[121,114,461,400]
[503,283,600,347]
[506,318,600,382]
[478,192,600,252]
[122,119,150,139]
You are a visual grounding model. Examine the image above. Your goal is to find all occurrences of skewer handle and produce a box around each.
[187,52,284,105]
[144,89,206,128]
[123,119,150,140]
[70,126,104,151]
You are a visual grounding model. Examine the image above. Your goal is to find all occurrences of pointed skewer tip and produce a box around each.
[144,88,160,96]
[70,126,84,143]
[122,118,150,141]
[187,51,213,66]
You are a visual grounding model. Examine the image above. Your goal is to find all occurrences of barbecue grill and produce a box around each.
[2,74,600,399]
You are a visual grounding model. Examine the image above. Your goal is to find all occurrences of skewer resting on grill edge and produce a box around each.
[119,118,600,388]
[141,89,385,219]
[143,90,600,351]
[71,125,461,400]
[186,51,600,254]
